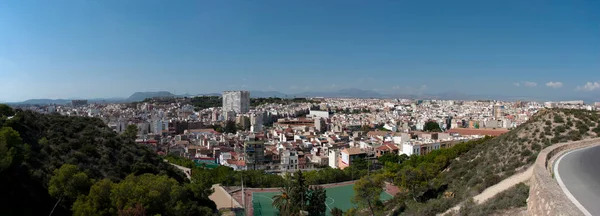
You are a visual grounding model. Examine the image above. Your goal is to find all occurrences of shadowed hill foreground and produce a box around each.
[0,107,216,216]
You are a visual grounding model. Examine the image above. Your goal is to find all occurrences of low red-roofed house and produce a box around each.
[375,142,400,157]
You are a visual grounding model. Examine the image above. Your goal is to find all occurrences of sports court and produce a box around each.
[252,184,393,216]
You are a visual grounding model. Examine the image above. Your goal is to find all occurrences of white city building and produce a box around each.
[222,91,250,114]
[402,142,421,156]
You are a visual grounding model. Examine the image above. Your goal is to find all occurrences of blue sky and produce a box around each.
[1,0,599,102]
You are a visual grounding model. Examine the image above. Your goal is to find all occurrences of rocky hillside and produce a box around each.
[449,109,598,207]
[399,108,600,215]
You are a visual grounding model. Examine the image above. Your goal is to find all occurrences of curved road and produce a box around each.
[555,145,600,216]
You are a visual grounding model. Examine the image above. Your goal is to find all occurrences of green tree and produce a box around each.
[344,208,358,216]
[307,186,327,216]
[0,110,195,215]
[0,104,14,117]
[72,179,114,216]
[111,174,178,213]
[378,153,403,165]
[75,174,214,216]
[351,158,369,171]
[290,170,309,211]
[118,203,147,216]
[165,155,195,169]
[0,127,29,172]
[330,207,344,216]
[423,121,442,132]
[272,183,294,215]
[397,163,439,201]
[224,120,237,134]
[353,174,384,216]
[188,169,216,200]
[122,124,138,141]
[48,164,92,215]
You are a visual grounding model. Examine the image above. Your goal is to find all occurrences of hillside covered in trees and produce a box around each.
[0,105,215,215]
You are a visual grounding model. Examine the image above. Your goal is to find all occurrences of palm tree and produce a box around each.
[272,184,293,215]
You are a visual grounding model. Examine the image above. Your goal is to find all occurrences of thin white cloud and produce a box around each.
[392,85,401,90]
[576,82,600,91]
[514,81,537,87]
[545,81,563,88]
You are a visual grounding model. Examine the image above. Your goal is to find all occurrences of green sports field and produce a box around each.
[252,184,393,216]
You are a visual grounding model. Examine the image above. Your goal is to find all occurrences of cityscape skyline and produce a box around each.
[2,88,598,105]
[1,0,599,101]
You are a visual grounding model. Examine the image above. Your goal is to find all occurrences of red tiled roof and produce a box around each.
[385,143,399,150]
[343,147,365,155]
[187,129,216,133]
[447,128,509,136]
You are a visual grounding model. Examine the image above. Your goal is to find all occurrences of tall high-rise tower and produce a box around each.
[222,91,250,114]
[492,103,503,120]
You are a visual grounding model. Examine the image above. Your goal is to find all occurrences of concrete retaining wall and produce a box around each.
[527,138,600,216]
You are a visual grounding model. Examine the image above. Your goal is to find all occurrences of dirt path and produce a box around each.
[167,162,191,180]
[440,166,534,215]
[209,184,242,209]
[474,166,533,203]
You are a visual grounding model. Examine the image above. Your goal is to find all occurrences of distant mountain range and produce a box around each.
[127,91,175,101]
[4,89,599,105]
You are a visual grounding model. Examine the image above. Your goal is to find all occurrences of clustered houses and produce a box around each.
[16,94,599,173]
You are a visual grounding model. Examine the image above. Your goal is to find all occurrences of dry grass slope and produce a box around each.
[446,109,600,196]
[400,109,600,215]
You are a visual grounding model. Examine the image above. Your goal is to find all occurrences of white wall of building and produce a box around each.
[308,110,330,119]
[341,152,349,165]
[328,149,339,168]
[402,143,420,156]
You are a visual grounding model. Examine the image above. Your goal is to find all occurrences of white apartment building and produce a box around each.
[328,149,339,168]
[281,149,298,172]
[308,110,330,119]
[402,142,421,156]
[222,91,250,114]
[402,141,441,156]
[250,113,264,132]
[219,152,232,165]
[392,133,411,145]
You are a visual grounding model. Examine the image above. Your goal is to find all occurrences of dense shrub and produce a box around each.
[553,115,565,123]
[566,120,574,127]
[554,125,567,133]
[531,143,541,151]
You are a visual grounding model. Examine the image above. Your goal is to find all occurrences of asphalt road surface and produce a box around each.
[555,145,600,216]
